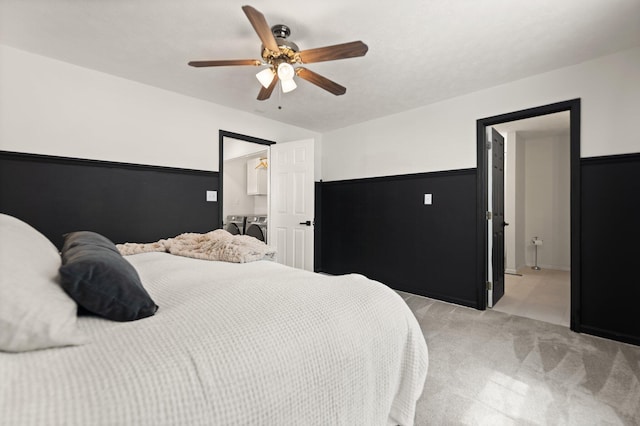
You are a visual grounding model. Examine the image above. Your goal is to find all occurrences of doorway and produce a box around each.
[492,113,571,326]
[476,99,581,332]
[219,131,317,271]
[218,130,274,235]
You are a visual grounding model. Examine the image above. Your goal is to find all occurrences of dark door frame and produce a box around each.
[218,130,275,229]
[475,98,581,332]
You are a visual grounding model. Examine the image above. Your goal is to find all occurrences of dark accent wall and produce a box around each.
[319,169,478,308]
[5,148,638,345]
[314,181,323,272]
[580,153,640,345]
[0,151,219,249]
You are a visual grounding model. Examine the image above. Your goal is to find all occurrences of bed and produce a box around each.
[0,213,428,425]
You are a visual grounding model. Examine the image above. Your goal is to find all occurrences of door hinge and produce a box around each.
[486,281,493,291]
[486,140,492,150]
[486,211,492,220]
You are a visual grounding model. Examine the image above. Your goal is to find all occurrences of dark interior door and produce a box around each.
[491,127,506,305]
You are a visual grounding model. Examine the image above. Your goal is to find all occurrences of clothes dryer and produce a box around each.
[245,215,267,243]
[225,215,246,235]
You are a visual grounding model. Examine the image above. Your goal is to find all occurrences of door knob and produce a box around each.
[299,220,312,226]
[502,222,510,227]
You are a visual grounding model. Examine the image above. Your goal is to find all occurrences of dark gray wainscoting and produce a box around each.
[318,168,478,308]
[0,151,219,249]
[580,153,640,346]
[317,152,640,347]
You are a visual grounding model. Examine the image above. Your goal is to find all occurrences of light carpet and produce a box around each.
[397,291,640,425]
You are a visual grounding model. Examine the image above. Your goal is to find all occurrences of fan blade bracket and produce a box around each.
[261,46,300,68]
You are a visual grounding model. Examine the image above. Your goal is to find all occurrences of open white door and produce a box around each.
[269,139,315,271]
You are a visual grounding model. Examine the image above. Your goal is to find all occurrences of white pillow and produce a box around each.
[0,213,86,352]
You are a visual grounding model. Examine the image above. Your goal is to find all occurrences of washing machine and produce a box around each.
[245,215,268,243]
[225,215,246,235]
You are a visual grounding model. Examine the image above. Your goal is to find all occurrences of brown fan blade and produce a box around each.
[188,59,261,67]
[298,41,368,64]
[242,5,279,52]
[296,68,346,96]
[257,74,279,101]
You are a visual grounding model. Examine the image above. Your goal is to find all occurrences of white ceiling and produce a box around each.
[1,0,639,133]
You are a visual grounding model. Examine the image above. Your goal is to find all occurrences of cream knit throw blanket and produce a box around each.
[117,229,276,263]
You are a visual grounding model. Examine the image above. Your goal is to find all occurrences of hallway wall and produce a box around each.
[523,132,571,270]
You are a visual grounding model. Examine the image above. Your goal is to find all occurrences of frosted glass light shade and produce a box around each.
[281,78,297,93]
[256,68,275,88]
[277,62,295,81]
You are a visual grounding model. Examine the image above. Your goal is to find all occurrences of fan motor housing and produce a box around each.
[271,24,290,39]
[260,24,299,64]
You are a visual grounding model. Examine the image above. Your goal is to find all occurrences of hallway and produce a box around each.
[492,267,570,327]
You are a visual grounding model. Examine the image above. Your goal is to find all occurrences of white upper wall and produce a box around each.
[2,45,638,179]
[321,47,640,181]
[0,45,320,172]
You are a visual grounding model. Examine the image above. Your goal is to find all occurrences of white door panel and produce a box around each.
[269,139,314,271]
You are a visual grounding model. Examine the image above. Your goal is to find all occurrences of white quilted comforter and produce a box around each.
[0,253,428,425]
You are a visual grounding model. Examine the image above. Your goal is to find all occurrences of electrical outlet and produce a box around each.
[206,191,217,202]
[424,193,432,205]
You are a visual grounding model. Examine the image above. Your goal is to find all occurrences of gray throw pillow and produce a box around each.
[59,231,158,321]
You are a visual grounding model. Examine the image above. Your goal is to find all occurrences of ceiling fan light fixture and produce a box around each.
[256,67,275,88]
[188,6,368,101]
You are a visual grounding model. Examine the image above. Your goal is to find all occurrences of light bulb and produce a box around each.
[256,68,275,88]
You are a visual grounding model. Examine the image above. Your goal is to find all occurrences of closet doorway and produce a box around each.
[476,99,582,332]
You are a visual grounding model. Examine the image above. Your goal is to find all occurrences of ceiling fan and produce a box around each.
[188,5,368,101]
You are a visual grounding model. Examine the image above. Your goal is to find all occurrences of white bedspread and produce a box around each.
[0,253,428,425]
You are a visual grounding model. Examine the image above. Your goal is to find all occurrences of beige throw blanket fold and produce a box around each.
[117,229,276,263]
